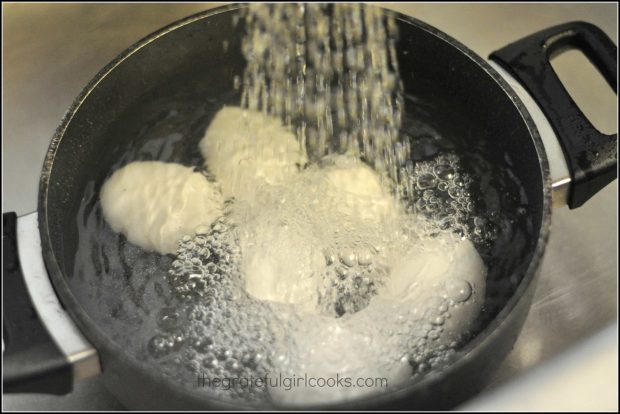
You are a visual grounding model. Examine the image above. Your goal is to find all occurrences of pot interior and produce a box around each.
[41,6,547,408]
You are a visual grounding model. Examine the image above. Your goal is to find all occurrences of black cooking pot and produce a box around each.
[3,4,617,410]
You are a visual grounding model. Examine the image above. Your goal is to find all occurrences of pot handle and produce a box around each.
[2,212,100,394]
[490,21,617,209]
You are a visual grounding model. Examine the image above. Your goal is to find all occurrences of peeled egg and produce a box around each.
[199,106,307,202]
[100,161,223,255]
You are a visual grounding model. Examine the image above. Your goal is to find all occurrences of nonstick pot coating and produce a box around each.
[39,5,551,410]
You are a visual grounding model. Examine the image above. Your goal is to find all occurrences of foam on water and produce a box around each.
[156,104,489,404]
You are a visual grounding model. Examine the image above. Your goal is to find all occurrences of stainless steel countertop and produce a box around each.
[3,3,617,410]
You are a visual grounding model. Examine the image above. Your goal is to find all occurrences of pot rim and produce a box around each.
[38,3,553,410]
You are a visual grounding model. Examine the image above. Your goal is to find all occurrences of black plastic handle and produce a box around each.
[2,212,72,394]
[490,21,617,209]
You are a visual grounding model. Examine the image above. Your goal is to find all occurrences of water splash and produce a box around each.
[240,3,407,186]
